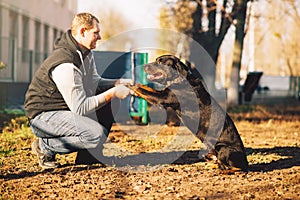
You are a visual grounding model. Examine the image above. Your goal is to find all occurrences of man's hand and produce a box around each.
[102,85,133,102]
[113,85,132,99]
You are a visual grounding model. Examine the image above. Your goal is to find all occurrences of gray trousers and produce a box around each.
[30,101,118,162]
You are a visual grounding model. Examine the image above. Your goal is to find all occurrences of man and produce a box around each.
[24,13,132,169]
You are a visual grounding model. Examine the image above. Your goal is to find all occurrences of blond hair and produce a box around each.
[71,13,99,35]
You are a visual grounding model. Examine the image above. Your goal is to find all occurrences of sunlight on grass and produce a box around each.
[0,117,34,165]
[247,152,292,165]
[103,125,204,157]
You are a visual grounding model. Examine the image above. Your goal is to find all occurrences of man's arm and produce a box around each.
[52,64,131,117]
[51,63,107,115]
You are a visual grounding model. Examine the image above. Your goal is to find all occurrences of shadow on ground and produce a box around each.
[2,146,299,181]
[246,146,300,172]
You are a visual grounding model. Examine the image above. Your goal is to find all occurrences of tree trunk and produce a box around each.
[190,0,231,90]
[227,0,248,105]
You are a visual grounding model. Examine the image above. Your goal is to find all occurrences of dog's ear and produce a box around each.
[157,55,179,65]
[173,59,190,78]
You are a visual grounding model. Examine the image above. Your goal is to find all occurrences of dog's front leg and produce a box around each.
[128,84,171,105]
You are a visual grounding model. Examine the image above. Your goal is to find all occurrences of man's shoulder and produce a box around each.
[52,48,74,60]
[44,48,80,68]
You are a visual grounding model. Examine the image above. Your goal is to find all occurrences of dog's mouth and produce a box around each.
[146,72,164,81]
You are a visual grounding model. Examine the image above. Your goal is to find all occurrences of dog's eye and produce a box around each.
[157,61,163,66]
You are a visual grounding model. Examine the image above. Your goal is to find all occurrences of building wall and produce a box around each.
[0,0,77,82]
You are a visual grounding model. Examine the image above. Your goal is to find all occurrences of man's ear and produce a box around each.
[80,27,86,37]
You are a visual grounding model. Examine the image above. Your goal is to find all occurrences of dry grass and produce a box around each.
[0,98,300,199]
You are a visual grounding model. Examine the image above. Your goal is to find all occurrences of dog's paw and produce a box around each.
[126,83,143,97]
[127,84,158,99]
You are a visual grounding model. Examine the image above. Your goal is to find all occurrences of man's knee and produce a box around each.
[82,124,108,149]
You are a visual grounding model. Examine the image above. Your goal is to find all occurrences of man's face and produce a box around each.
[81,20,101,50]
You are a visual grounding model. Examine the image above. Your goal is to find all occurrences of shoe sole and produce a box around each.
[31,140,59,169]
[31,140,40,155]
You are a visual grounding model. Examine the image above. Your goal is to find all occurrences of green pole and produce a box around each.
[129,52,149,124]
[140,53,148,124]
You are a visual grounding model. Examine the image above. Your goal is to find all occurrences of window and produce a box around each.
[44,24,49,59]
[22,16,29,62]
[53,28,58,46]
[0,7,2,60]
[9,10,18,39]
[34,21,41,63]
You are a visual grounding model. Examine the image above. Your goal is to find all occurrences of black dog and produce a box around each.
[129,55,249,172]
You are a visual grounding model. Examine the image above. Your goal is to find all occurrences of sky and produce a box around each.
[77,0,163,30]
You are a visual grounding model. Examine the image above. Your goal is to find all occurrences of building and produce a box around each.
[0,0,77,82]
[0,0,77,110]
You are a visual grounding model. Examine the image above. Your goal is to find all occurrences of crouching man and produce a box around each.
[24,12,132,169]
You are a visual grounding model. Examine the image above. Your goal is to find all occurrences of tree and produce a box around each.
[160,0,248,104]
[96,8,132,51]
[157,5,174,55]
[190,0,234,64]
[158,1,196,57]
[258,0,300,77]
[227,0,248,105]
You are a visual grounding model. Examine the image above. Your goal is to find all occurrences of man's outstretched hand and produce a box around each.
[113,84,132,99]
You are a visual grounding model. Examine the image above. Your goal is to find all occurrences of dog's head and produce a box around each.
[144,55,192,88]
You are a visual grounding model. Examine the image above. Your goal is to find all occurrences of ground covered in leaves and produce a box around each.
[0,97,299,199]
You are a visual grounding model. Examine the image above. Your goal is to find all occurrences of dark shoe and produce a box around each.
[75,149,104,165]
[31,139,60,169]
